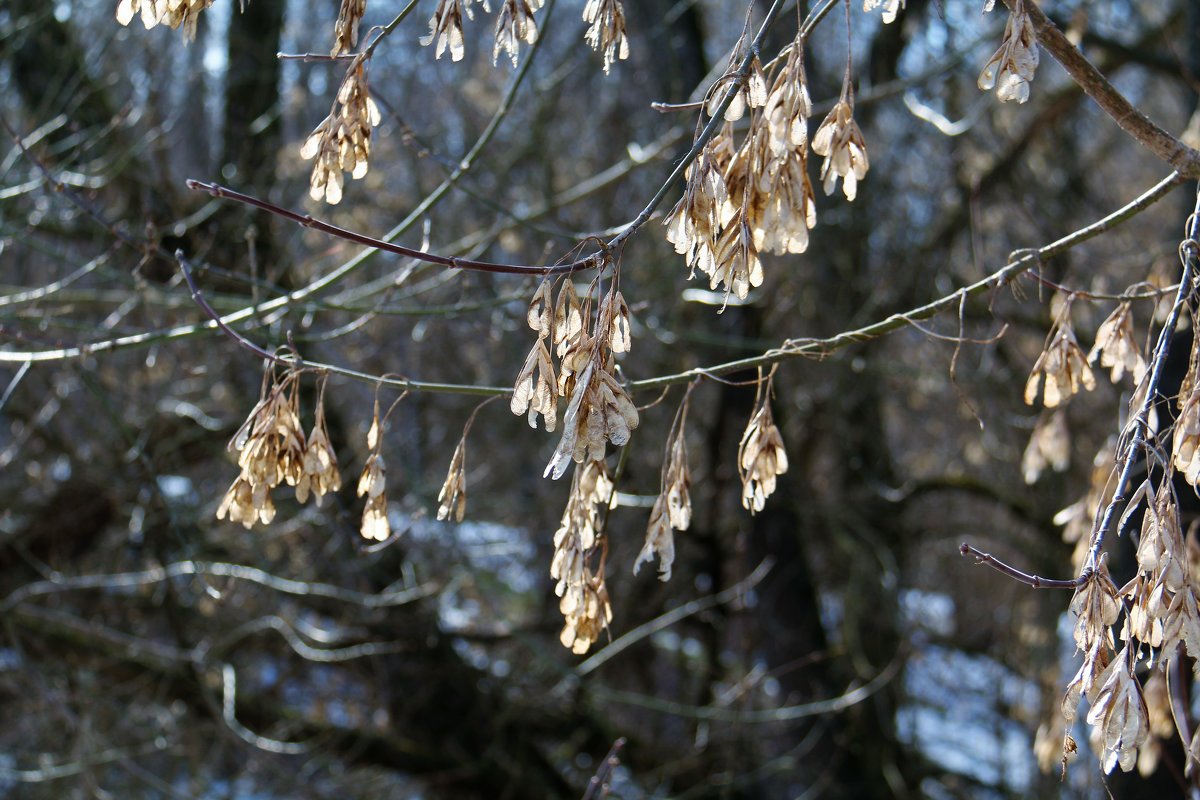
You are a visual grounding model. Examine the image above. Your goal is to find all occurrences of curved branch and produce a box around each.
[1017,0,1200,177]
[629,171,1185,391]
[1,560,437,613]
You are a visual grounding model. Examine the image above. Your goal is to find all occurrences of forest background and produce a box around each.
[1,0,1199,797]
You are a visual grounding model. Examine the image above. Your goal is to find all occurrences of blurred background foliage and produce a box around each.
[0,0,1198,797]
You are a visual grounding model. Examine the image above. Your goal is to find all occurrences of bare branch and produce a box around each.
[1015,0,1200,178]
[959,544,1084,590]
[2,560,436,613]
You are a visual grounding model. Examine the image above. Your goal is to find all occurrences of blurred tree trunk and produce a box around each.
[7,1,118,142]
[217,0,286,273]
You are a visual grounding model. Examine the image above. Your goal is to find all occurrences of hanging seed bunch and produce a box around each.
[436,438,468,523]
[356,394,401,541]
[1088,301,1147,384]
[1021,408,1070,485]
[664,138,734,291]
[582,0,629,74]
[218,367,341,529]
[332,0,367,56]
[1024,298,1095,408]
[115,0,214,41]
[978,0,1039,104]
[705,34,767,124]
[666,34,824,302]
[1051,267,1200,775]
[758,37,818,256]
[510,274,638,480]
[634,389,693,581]
[422,0,489,62]
[300,55,382,205]
[738,373,788,514]
[544,281,639,479]
[511,279,559,431]
[296,373,342,505]
[811,7,869,202]
[436,398,492,523]
[812,87,869,202]
[492,0,543,67]
[551,459,615,654]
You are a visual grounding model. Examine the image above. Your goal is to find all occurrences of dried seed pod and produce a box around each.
[300,57,382,205]
[297,376,341,506]
[582,0,629,74]
[436,438,467,522]
[738,379,788,513]
[1088,302,1146,384]
[332,0,367,56]
[634,394,692,581]
[812,96,869,201]
[978,0,1039,104]
[1021,409,1070,484]
[1025,304,1095,408]
[550,460,614,653]
[493,0,542,67]
[422,0,487,62]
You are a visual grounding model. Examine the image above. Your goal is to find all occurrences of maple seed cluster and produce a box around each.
[511,277,639,481]
[551,460,615,654]
[422,0,488,63]
[1088,301,1146,384]
[332,0,367,56]
[634,397,693,582]
[582,0,630,74]
[738,379,789,514]
[115,0,214,42]
[492,0,543,67]
[978,0,1040,104]
[300,57,382,205]
[1024,303,1096,409]
[356,401,393,541]
[667,36,838,300]
[812,92,869,202]
[218,370,341,529]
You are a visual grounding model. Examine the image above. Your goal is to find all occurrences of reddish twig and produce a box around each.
[959,544,1084,589]
[185,180,605,277]
[581,737,626,800]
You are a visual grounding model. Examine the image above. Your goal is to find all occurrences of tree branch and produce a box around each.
[1016,0,1200,177]
[958,543,1083,589]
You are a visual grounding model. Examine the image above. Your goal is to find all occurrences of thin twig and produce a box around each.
[4,174,1183,405]
[593,652,903,723]
[959,544,1084,589]
[185,180,605,277]
[581,738,626,800]
[569,557,774,682]
[276,52,356,62]
[1,560,437,613]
